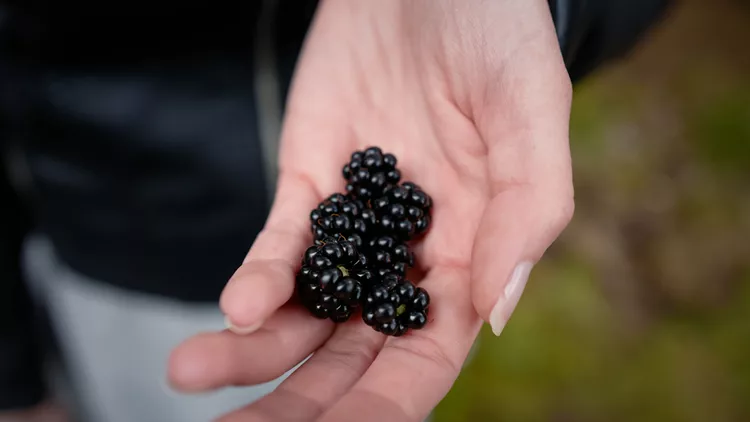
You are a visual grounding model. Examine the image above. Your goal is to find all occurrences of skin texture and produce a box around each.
[169,0,574,421]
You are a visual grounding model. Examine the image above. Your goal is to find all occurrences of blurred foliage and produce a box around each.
[434,0,750,421]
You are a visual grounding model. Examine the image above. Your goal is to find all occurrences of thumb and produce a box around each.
[472,181,574,336]
[471,49,574,336]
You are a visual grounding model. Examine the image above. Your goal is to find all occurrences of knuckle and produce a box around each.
[539,174,575,232]
[220,258,294,314]
[548,61,573,108]
[559,75,573,106]
[244,225,306,264]
[384,334,461,376]
[539,169,575,234]
[557,192,575,228]
[232,258,294,285]
[258,388,325,421]
[321,346,373,374]
[528,176,575,237]
[320,334,380,373]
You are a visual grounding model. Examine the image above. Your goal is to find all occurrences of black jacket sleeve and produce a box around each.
[0,151,47,411]
[549,0,673,82]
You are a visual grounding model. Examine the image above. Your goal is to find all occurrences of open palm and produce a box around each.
[169,1,574,421]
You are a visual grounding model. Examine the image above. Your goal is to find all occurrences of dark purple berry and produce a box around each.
[364,235,414,277]
[298,147,434,328]
[373,182,432,240]
[343,147,401,201]
[362,273,430,336]
[296,236,370,322]
[310,193,376,249]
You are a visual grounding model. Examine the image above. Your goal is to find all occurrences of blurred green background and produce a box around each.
[434,1,750,421]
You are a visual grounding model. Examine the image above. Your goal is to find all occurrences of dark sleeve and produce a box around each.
[0,149,47,411]
[549,0,674,82]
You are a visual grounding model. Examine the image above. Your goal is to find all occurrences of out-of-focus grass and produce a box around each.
[436,266,750,422]
[433,1,750,420]
[689,85,750,178]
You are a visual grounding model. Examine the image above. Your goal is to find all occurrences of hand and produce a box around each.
[168,0,573,420]
[0,401,69,422]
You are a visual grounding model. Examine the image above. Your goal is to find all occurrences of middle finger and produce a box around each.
[218,319,385,422]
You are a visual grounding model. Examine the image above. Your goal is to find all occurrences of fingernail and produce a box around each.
[224,315,264,335]
[489,261,534,336]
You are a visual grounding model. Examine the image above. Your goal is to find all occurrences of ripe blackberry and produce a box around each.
[362,273,430,336]
[373,182,432,241]
[343,146,401,201]
[366,235,414,277]
[310,193,376,249]
[296,236,370,322]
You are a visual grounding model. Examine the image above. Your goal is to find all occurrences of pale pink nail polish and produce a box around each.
[488,261,534,336]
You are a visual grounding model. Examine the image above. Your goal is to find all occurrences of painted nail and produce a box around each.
[488,261,534,336]
[224,315,264,335]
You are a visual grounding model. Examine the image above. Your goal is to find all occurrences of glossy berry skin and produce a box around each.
[296,236,370,322]
[310,193,376,249]
[362,273,430,336]
[366,235,414,277]
[372,182,432,241]
[343,146,401,201]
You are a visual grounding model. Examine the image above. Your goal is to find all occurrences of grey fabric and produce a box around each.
[22,234,293,422]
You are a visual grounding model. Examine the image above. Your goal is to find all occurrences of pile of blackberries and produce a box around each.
[295,146,433,336]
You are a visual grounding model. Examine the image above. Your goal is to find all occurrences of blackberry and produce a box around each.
[343,146,401,201]
[310,193,376,249]
[366,235,414,277]
[296,236,370,322]
[373,182,432,241]
[362,273,430,336]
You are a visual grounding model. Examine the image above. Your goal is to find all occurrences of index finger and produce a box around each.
[220,172,322,331]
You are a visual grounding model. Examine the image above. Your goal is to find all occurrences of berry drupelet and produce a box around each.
[362,273,430,336]
[366,235,414,277]
[373,182,432,241]
[295,145,434,333]
[343,146,401,201]
[296,236,371,322]
[310,193,376,249]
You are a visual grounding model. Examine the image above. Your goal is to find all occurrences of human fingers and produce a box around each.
[319,266,481,422]
[168,305,333,393]
[220,173,322,333]
[470,25,574,336]
[217,321,385,422]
